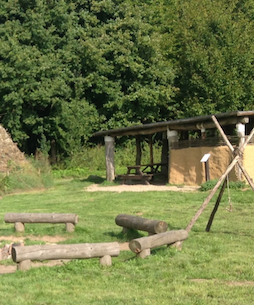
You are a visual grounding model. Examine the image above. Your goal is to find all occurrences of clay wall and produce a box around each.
[169,145,240,186]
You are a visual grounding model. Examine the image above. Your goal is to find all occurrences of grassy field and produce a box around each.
[0,178,254,305]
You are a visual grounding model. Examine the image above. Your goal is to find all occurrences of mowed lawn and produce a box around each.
[0,178,254,305]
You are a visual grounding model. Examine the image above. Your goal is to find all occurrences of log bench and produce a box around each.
[115,214,168,235]
[4,213,79,233]
[129,229,188,258]
[12,242,120,271]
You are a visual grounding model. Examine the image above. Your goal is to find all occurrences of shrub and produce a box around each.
[200,179,246,191]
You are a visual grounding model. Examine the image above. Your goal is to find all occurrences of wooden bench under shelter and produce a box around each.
[117,165,153,185]
[118,162,167,185]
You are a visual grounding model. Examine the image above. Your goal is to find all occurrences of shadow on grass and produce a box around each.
[104,228,145,242]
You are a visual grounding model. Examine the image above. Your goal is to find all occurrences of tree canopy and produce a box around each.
[0,0,254,158]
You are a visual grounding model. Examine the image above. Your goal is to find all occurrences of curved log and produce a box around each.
[129,230,188,253]
[115,214,168,234]
[12,242,120,263]
[4,213,78,224]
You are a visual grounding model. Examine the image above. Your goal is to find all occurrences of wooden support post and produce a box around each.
[105,136,115,182]
[167,129,178,181]
[205,179,227,232]
[99,255,112,266]
[15,222,25,232]
[129,230,188,254]
[149,135,154,165]
[115,214,168,234]
[136,136,142,166]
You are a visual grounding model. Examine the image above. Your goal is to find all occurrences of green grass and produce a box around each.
[0,178,254,304]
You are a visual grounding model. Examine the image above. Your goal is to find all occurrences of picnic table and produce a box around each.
[118,163,167,185]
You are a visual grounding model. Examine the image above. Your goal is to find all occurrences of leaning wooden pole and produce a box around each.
[205,179,227,232]
[185,156,239,233]
[211,116,254,191]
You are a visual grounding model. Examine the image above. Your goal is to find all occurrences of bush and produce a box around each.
[200,179,246,191]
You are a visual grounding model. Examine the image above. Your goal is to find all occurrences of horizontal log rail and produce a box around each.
[129,229,188,258]
[115,214,168,234]
[4,213,79,233]
[12,242,120,270]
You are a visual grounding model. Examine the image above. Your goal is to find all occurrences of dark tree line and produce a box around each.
[0,0,253,159]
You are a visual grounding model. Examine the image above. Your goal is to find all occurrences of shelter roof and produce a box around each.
[93,111,254,137]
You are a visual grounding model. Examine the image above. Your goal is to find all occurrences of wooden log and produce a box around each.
[12,242,120,263]
[115,214,168,234]
[129,230,188,253]
[4,213,78,224]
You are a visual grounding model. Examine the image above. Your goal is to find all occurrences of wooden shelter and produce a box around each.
[93,111,254,185]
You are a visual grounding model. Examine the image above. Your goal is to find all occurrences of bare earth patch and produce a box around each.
[85,183,200,193]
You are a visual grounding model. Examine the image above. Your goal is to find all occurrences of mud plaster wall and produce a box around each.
[243,145,254,181]
[169,146,240,186]
[0,125,28,173]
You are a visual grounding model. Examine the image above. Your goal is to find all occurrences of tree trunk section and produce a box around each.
[129,230,188,253]
[115,214,168,234]
[12,242,120,263]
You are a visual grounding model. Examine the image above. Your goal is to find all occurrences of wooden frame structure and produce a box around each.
[185,115,254,234]
[93,111,254,184]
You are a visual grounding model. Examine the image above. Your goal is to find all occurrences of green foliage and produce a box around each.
[0,159,54,194]
[200,179,247,191]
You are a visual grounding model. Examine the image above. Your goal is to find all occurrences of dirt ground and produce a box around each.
[85,183,200,193]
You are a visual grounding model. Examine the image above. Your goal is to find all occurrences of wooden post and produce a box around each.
[236,123,245,180]
[115,214,168,234]
[149,135,154,165]
[129,230,188,254]
[105,136,115,182]
[167,129,178,181]
[161,132,169,177]
[136,136,142,166]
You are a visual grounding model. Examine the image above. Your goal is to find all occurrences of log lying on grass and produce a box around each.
[4,213,79,233]
[129,229,188,258]
[12,242,120,270]
[115,214,168,234]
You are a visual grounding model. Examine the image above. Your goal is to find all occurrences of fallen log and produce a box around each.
[129,229,188,254]
[12,242,120,263]
[115,214,168,234]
